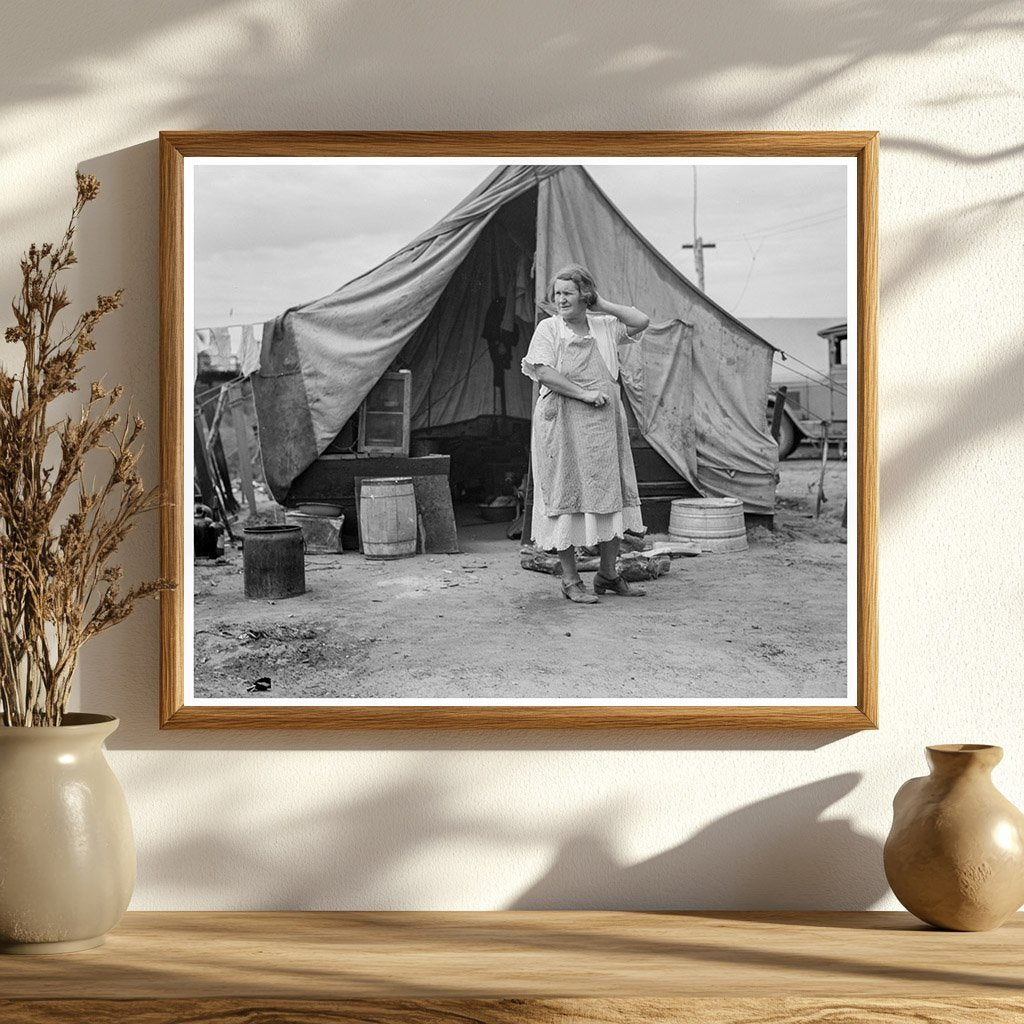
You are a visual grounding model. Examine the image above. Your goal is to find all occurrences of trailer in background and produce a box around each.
[769,321,848,459]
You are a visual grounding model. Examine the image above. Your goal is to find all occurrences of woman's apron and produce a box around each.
[533,329,640,517]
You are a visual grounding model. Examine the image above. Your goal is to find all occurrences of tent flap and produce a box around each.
[250,316,318,499]
[618,319,701,491]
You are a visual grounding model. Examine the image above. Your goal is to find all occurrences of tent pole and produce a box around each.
[227,382,258,517]
[428,319,437,430]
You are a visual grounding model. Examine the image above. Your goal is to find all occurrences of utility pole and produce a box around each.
[681,167,716,292]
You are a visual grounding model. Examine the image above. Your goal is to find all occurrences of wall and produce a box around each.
[1,0,1021,910]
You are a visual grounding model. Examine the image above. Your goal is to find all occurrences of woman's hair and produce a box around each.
[548,264,598,308]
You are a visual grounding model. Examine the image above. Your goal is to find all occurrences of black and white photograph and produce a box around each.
[171,141,867,721]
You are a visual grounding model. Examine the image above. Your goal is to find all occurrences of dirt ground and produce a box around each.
[193,452,849,700]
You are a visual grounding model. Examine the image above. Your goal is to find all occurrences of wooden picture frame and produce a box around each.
[160,131,877,730]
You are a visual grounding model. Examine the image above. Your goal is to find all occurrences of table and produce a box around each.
[1,911,1021,1022]
[288,453,451,509]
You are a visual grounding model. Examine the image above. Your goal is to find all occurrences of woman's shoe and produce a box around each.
[561,579,599,604]
[593,572,646,597]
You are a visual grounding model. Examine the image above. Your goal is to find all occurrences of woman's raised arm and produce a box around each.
[591,294,650,334]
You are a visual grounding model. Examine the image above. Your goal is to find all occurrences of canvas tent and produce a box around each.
[253,165,780,514]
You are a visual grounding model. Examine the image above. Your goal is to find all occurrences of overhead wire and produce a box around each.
[771,367,848,403]
[723,205,846,317]
[773,355,847,390]
[747,213,846,241]
[769,373,849,425]
[195,320,268,332]
[774,348,849,397]
[730,235,766,312]
[194,377,245,411]
[715,205,847,244]
[770,388,834,424]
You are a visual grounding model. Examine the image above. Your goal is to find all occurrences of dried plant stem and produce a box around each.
[0,174,174,727]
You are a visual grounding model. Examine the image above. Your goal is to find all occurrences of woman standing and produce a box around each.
[522,264,650,604]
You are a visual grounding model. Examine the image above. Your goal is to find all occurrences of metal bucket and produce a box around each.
[669,497,748,553]
[360,477,417,559]
[242,525,306,599]
[285,511,345,554]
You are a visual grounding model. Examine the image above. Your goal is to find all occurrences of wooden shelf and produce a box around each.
[1,911,1021,1022]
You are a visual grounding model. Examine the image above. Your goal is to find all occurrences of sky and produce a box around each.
[192,159,849,330]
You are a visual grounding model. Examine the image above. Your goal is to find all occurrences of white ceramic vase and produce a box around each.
[0,713,135,953]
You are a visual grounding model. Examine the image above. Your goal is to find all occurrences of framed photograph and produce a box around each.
[160,131,877,729]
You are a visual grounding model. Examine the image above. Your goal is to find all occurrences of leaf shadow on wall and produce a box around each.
[882,335,1024,513]
[882,191,1023,315]
[3,1,1015,126]
[1,0,1019,246]
[131,763,542,910]
[882,138,1024,166]
[877,183,1024,514]
[128,760,885,911]
[511,774,887,910]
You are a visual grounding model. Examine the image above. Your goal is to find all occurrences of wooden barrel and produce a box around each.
[242,525,306,599]
[360,477,417,559]
[669,497,748,553]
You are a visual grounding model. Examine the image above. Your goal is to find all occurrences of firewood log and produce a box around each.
[519,547,670,580]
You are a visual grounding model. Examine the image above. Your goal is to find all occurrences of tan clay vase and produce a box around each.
[0,714,135,953]
[884,744,1024,931]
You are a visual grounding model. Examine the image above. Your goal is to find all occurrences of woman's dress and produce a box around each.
[521,314,643,551]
